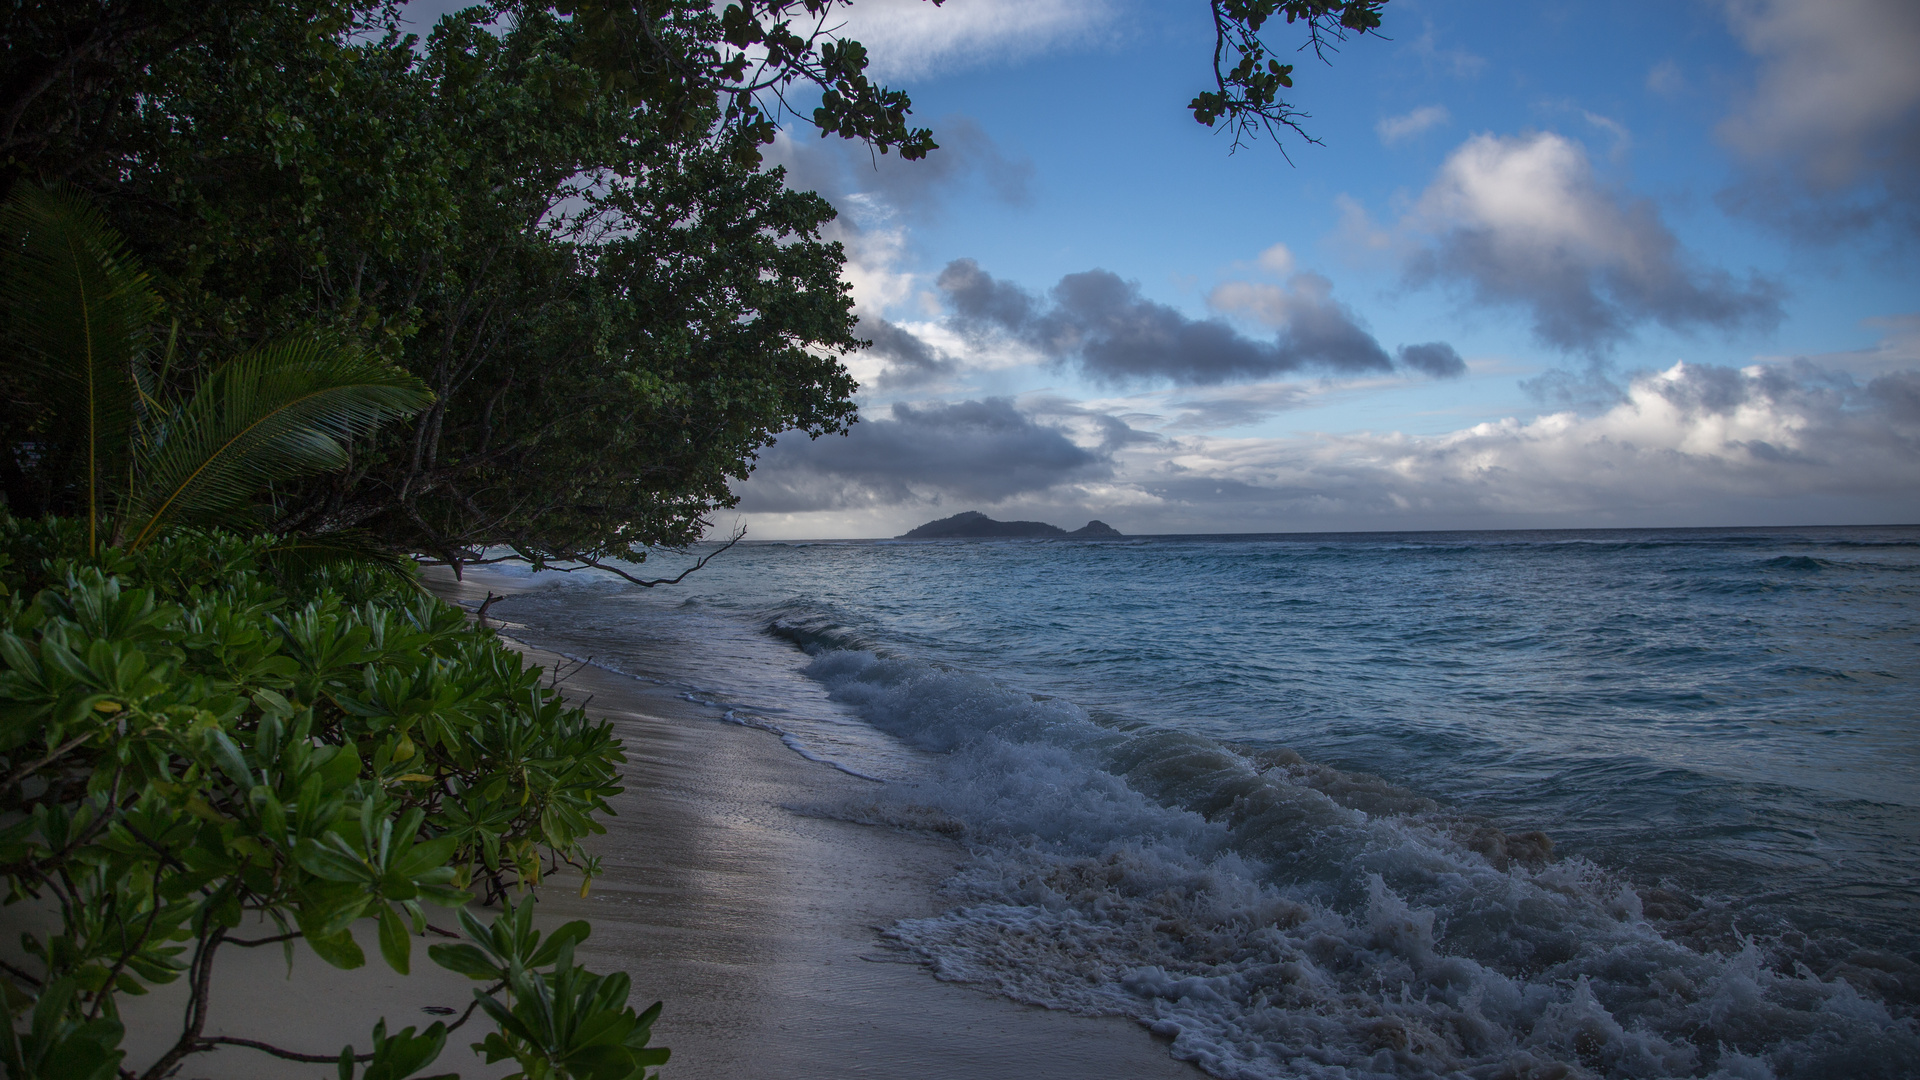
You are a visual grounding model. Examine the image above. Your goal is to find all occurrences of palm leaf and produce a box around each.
[124,338,432,550]
[259,531,423,592]
[0,184,161,554]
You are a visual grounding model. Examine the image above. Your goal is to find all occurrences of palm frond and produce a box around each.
[124,338,433,550]
[259,531,423,592]
[0,184,162,553]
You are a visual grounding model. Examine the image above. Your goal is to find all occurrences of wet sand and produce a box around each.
[98,573,1198,1079]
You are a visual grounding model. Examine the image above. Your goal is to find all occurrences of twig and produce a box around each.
[200,1035,371,1065]
[3,730,96,789]
[421,525,747,588]
[475,590,502,627]
[0,957,43,989]
[225,931,301,948]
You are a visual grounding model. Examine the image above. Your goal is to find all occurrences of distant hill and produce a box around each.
[897,511,1123,539]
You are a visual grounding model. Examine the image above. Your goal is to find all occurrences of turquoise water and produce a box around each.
[465,525,1920,1079]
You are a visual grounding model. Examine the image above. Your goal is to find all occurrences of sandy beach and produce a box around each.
[99,572,1198,1079]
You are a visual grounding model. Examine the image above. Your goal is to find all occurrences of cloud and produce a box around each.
[760,118,1034,386]
[1646,59,1685,97]
[1404,23,1486,79]
[1124,357,1920,529]
[1716,0,1920,240]
[738,398,1113,511]
[1398,342,1467,377]
[738,355,1920,533]
[1377,105,1451,145]
[935,260,1456,386]
[1207,276,1394,374]
[837,0,1112,82]
[1159,384,1314,430]
[859,317,952,387]
[767,115,1033,217]
[1257,243,1296,275]
[1400,132,1783,354]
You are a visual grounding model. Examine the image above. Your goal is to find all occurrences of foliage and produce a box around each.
[1192,0,1391,152]
[432,900,668,1080]
[1,0,1394,571]
[0,184,434,557]
[0,518,656,1079]
[3,3,863,568]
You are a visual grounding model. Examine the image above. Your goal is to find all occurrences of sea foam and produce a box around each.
[801,647,1920,1080]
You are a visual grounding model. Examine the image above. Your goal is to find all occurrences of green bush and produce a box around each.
[0,518,666,1080]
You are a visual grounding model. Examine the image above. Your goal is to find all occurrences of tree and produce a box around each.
[0,184,659,1080]
[0,184,433,556]
[0,0,1392,571]
[2,5,863,570]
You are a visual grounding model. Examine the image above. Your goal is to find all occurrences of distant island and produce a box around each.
[897,511,1123,539]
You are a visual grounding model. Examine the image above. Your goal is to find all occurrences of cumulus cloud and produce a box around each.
[735,348,1920,532]
[1398,342,1467,377]
[934,259,1458,386]
[859,317,952,387]
[760,118,1034,385]
[1401,132,1783,354]
[1110,358,1920,532]
[737,359,1920,530]
[837,0,1112,82]
[1378,105,1451,145]
[1716,0,1920,239]
[737,398,1113,511]
[1257,243,1296,274]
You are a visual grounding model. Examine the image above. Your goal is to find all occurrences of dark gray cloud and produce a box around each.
[859,317,951,387]
[1869,370,1920,425]
[936,260,1453,387]
[1403,133,1783,355]
[738,398,1111,511]
[1717,0,1920,243]
[1397,342,1467,378]
[770,115,1033,217]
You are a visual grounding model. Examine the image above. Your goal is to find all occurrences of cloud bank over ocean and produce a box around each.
[740,351,1920,536]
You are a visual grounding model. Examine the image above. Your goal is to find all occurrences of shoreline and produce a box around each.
[426,567,1203,1078]
[507,636,1198,1079]
[103,569,1200,1079]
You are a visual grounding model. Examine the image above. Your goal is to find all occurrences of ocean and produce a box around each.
[458,525,1920,1079]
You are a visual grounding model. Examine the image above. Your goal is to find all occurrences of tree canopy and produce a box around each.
[1,0,1391,569]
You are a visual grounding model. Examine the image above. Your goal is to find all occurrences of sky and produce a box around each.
[406,0,1920,539]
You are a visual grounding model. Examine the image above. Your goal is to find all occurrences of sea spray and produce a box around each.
[802,648,1919,1079]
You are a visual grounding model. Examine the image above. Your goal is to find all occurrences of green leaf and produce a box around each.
[206,730,253,789]
[0,184,160,556]
[425,943,498,981]
[377,905,411,975]
[294,837,372,883]
[123,338,432,551]
[306,928,367,971]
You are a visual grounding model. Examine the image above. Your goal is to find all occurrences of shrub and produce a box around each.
[0,518,666,1080]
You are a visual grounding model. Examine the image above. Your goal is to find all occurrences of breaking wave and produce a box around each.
[802,648,1920,1080]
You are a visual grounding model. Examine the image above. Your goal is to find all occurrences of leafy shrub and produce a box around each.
[0,518,665,1079]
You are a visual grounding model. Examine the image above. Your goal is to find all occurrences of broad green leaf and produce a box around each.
[377,905,411,975]
[306,928,367,971]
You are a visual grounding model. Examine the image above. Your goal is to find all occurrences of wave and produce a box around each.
[762,599,885,656]
[798,648,1920,1080]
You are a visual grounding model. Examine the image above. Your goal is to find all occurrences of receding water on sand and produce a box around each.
[460,525,1920,1079]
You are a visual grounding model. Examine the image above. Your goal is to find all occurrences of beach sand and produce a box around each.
[94,573,1199,1079]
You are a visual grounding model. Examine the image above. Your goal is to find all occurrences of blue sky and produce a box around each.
[409,0,1920,538]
